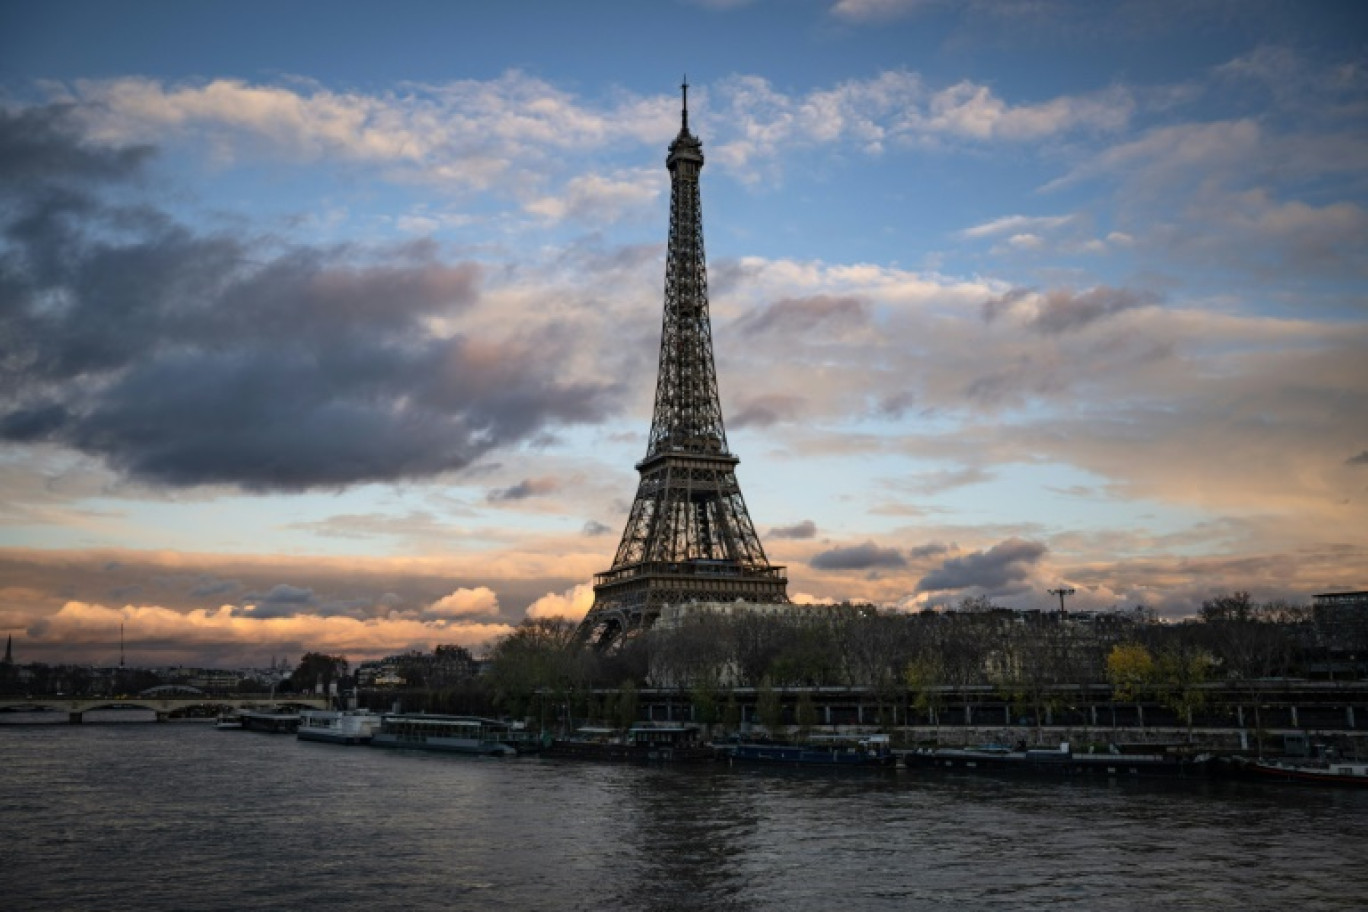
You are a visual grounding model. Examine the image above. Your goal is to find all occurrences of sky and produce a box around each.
[1,0,1366,668]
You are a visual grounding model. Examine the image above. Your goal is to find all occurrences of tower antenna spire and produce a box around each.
[681,75,689,131]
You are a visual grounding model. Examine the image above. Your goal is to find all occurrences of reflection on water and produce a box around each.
[1,723,1365,911]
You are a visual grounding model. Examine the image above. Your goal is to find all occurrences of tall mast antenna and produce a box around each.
[1048,587,1076,615]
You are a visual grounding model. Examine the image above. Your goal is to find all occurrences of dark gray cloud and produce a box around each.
[735,294,869,337]
[983,285,1157,334]
[189,577,241,598]
[582,520,613,536]
[240,583,318,619]
[917,537,1047,593]
[908,542,951,560]
[1348,450,1368,466]
[487,478,558,502]
[769,519,817,540]
[981,287,1033,324]
[1032,287,1157,334]
[729,394,804,429]
[810,541,906,570]
[0,105,154,187]
[0,105,620,492]
[873,391,918,419]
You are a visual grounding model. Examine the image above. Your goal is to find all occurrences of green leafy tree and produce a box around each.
[905,655,946,737]
[1154,646,1214,742]
[756,677,784,736]
[691,682,720,730]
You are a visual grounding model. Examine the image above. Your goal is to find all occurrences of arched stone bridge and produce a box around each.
[0,693,329,723]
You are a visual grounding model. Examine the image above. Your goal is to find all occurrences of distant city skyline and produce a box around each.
[1,1,1365,666]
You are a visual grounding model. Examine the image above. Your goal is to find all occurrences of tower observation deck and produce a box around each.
[577,83,789,649]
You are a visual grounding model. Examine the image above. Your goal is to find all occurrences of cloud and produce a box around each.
[769,520,818,540]
[0,547,601,664]
[908,542,951,560]
[0,106,622,491]
[917,537,1047,592]
[897,467,993,495]
[709,70,1132,178]
[1348,451,1368,466]
[25,599,512,666]
[525,583,595,620]
[582,520,614,536]
[1045,109,1368,280]
[829,0,942,23]
[523,170,661,223]
[426,586,500,618]
[729,394,806,429]
[63,72,678,190]
[924,80,1132,141]
[810,541,907,570]
[41,67,1142,200]
[984,286,1159,334]
[960,214,1075,240]
[1049,119,1265,195]
[189,577,240,598]
[0,104,155,185]
[487,477,559,502]
[242,584,317,619]
[736,294,870,338]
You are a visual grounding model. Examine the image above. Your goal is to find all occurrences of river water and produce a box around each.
[2,714,1366,911]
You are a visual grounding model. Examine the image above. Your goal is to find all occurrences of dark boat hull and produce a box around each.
[544,740,716,762]
[723,742,894,767]
[236,711,300,734]
[902,748,1212,779]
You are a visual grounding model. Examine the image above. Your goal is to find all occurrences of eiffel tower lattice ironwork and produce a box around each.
[578,82,789,649]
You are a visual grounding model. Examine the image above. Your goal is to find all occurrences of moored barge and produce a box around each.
[720,733,894,767]
[1220,756,1368,787]
[901,742,1213,778]
[236,709,302,734]
[369,714,524,756]
[546,724,715,762]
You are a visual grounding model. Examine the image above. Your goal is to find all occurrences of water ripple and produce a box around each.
[2,724,1366,910]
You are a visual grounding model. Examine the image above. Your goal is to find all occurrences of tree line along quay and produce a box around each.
[466,591,1368,755]
[5,591,1366,756]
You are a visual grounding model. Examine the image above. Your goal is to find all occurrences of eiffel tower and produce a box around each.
[578,82,788,648]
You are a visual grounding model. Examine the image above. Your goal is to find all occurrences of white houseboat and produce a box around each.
[297,709,381,745]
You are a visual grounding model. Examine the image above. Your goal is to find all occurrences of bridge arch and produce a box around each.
[0,694,329,723]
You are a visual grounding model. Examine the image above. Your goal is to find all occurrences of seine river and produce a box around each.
[3,712,1367,911]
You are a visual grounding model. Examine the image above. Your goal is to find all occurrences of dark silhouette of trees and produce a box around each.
[290,652,348,697]
[485,618,594,731]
